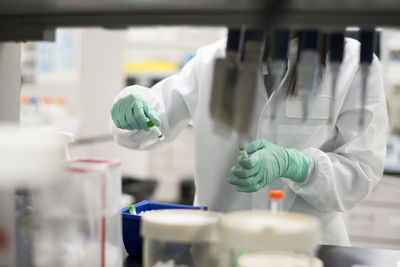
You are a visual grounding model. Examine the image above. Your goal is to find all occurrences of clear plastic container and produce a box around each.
[220,211,320,267]
[237,251,323,267]
[0,126,66,267]
[269,190,284,213]
[33,159,122,267]
[141,210,220,267]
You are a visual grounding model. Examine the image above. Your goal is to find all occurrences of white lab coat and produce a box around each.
[111,38,388,246]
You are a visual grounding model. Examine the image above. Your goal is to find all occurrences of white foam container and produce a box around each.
[141,209,221,267]
[219,211,320,267]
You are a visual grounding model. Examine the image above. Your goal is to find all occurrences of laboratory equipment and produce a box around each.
[359,29,375,127]
[147,121,164,140]
[328,32,345,124]
[210,28,242,129]
[269,190,284,213]
[296,30,321,122]
[122,201,207,256]
[0,127,65,267]
[269,29,290,120]
[238,144,248,158]
[129,205,137,215]
[141,209,220,267]
[232,29,264,137]
[33,159,122,267]
[220,211,320,267]
[237,251,323,267]
[0,0,398,133]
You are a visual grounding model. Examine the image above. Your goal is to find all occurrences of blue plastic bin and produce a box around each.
[122,200,207,256]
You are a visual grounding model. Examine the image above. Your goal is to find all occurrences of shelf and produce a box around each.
[2,0,400,41]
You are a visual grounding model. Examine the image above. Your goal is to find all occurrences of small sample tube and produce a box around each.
[128,205,137,215]
[238,144,248,158]
[269,190,284,214]
[147,121,164,140]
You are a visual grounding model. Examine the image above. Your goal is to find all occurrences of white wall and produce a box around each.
[78,28,126,137]
[0,42,21,122]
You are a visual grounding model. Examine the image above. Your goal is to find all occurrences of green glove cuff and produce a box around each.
[282,149,311,183]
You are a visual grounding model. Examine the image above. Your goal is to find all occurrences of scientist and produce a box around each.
[110,34,388,246]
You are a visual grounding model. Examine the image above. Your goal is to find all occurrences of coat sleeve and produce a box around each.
[288,55,388,212]
[110,55,200,150]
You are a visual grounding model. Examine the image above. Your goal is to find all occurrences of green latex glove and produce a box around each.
[228,139,311,193]
[111,93,161,131]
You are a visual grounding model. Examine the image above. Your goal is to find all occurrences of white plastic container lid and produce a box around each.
[141,210,220,243]
[220,211,320,251]
[0,126,66,188]
[238,251,323,267]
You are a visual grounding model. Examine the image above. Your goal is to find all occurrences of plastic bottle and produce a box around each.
[269,190,284,214]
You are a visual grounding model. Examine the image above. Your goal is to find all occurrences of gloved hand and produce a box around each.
[228,139,311,192]
[111,93,161,131]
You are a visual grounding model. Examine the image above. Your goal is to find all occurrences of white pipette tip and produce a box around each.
[238,144,248,158]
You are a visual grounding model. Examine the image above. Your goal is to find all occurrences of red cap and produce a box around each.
[42,97,52,104]
[21,96,30,104]
[269,190,284,199]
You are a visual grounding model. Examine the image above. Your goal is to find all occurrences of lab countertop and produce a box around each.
[124,245,400,267]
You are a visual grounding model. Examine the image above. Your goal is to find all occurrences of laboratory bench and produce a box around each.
[123,245,400,267]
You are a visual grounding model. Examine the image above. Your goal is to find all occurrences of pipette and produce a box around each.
[328,32,345,124]
[296,30,320,122]
[210,28,242,128]
[359,30,375,128]
[269,29,290,120]
[233,29,265,136]
[147,121,164,140]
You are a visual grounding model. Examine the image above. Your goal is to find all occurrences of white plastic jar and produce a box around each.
[220,211,320,267]
[237,251,323,267]
[141,210,220,267]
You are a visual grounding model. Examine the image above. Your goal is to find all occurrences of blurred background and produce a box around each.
[19,27,400,250]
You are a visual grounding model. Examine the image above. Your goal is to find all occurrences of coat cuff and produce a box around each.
[287,148,318,191]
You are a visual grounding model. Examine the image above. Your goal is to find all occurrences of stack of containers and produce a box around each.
[34,159,122,267]
[0,126,65,267]
[219,211,321,267]
[71,159,122,267]
[141,210,221,267]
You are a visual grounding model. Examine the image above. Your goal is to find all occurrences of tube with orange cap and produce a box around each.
[269,190,284,214]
